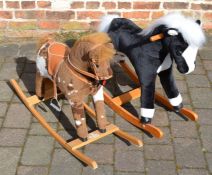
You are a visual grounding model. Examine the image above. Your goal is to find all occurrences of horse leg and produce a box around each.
[158,67,183,112]
[93,86,109,133]
[140,85,156,124]
[70,101,88,142]
[139,72,157,124]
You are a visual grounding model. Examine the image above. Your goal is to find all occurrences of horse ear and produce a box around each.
[73,41,91,60]
[167,29,179,36]
[196,20,201,25]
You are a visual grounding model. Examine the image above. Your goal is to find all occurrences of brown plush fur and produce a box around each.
[75,32,112,45]
[72,32,116,63]
[36,32,116,140]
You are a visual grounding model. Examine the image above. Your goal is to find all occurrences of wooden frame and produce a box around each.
[10,79,143,169]
[101,60,198,138]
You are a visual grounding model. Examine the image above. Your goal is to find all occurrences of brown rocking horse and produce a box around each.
[35,32,116,141]
[10,32,143,168]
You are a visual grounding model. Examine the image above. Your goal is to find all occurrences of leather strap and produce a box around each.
[67,56,100,80]
[66,43,104,81]
[61,59,91,85]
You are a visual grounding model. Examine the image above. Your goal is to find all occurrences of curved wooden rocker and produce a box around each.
[118,60,198,121]
[100,60,198,139]
[10,79,143,169]
[103,92,164,138]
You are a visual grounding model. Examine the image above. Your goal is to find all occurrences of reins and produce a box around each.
[67,56,100,80]
[66,43,104,81]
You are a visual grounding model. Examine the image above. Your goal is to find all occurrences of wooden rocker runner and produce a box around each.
[10,79,142,169]
[100,60,198,138]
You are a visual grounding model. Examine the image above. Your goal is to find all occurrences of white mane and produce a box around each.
[141,12,206,47]
[98,14,120,33]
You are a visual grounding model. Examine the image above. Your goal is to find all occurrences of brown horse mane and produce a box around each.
[72,32,116,62]
[76,32,111,45]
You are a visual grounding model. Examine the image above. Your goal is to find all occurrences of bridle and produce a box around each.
[67,43,112,82]
[67,56,101,80]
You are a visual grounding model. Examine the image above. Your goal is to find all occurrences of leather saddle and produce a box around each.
[47,42,70,76]
[39,42,70,102]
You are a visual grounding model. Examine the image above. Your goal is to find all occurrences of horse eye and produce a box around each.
[176,50,183,56]
[176,46,184,56]
[96,64,99,68]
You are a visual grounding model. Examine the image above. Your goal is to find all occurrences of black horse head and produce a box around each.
[140,13,206,74]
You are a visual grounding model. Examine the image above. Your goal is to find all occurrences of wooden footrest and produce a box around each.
[26,95,41,106]
[67,124,119,150]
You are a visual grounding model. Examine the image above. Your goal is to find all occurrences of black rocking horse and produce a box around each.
[98,12,206,124]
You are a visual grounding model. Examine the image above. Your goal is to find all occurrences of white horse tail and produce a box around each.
[36,41,52,79]
[98,14,120,33]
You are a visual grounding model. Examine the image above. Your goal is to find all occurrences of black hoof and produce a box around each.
[79,137,88,142]
[173,103,183,113]
[99,128,106,133]
[140,117,152,124]
[38,96,44,100]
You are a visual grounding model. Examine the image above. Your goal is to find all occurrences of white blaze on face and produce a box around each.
[182,45,198,74]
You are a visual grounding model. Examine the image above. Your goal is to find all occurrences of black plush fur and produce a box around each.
[106,18,192,123]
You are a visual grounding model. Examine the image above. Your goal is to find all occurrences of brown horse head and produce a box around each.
[70,33,116,80]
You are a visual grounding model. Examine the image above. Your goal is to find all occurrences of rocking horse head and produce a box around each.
[70,32,116,81]
[141,12,206,74]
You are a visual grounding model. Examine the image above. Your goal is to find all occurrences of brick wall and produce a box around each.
[0,0,211,39]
